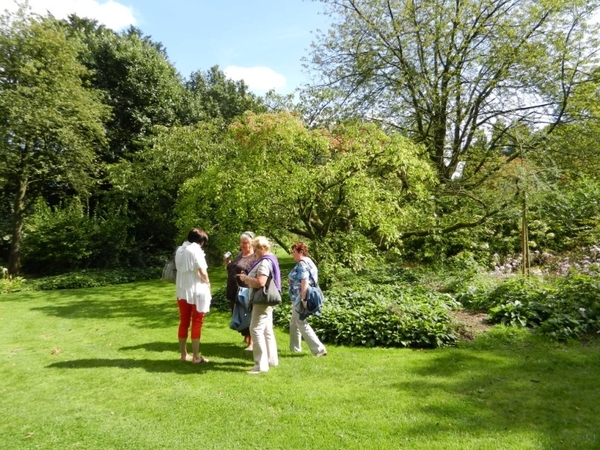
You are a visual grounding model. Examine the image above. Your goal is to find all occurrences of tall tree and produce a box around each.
[0,10,109,275]
[103,67,267,259]
[175,112,436,266]
[309,0,600,176]
[104,120,227,255]
[58,18,197,265]
[64,17,186,163]
[304,0,600,240]
[183,66,266,125]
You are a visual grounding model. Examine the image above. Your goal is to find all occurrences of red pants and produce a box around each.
[177,299,205,339]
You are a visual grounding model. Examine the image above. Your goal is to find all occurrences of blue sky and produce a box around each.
[1,0,332,95]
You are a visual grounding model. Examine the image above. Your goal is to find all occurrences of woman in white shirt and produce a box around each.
[175,228,211,363]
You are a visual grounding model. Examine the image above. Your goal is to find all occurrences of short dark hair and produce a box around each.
[187,228,209,246]
[291,242,309,256]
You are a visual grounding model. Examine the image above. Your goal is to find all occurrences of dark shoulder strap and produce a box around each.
[250,257,273,277]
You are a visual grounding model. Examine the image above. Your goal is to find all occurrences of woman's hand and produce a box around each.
[300,278,308,305]
[198,268,210,284]
[237,272,249,286]
[223,252,232,266]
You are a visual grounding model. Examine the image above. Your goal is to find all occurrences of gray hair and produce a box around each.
[240,231,255,241]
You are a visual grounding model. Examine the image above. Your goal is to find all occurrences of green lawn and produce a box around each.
[1,266,599,449]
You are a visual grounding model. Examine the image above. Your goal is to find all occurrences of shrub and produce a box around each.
[272,300,292,328]
[306,284,459,348]
[538,274,600,340]
[0,276,27,294]
[360,266,420,285]
[20,268,160,291]
[485,277,553,327]
[21,199,94,274]
[488,299,550,328]
[454,277,498,312]
[210,285,231,312]
[456,272,600,341]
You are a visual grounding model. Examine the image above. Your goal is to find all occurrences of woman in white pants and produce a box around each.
[237,236,280,374]
[288,242,327,357]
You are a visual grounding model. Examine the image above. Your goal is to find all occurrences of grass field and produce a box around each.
[1,264,599,449]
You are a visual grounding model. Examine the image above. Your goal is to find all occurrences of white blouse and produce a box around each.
[175,241,211,313]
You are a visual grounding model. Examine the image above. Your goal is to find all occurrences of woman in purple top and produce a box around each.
[237,236,280,374]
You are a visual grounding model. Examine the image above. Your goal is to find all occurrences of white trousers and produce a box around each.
[289,306,326,355]
[250,303,278,371]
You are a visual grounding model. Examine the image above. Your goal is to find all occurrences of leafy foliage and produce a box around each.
[183,66,266,124]
[457,273,600,340]
[529,176,600,252]
[308,0,600,177]
[175,112,436,268]
[65,19,186,163]
[19,198,145,273]
[1,267,158,292]
[539,275,600,340]
[210,285,231,313]
[0,10,109,275]
[0,275,26,294]
[305,0,600,259]
[288,284,460,348]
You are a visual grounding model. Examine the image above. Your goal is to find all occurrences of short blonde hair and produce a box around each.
[252,236,271,251]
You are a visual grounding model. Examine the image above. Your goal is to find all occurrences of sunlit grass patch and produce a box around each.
[1,270,599,449]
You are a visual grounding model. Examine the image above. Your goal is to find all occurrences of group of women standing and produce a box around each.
[175,228,326,374]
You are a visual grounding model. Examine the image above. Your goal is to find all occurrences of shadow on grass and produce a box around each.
[120,341,182,353]
[118,340,311,362]
[46,342,255,374]
[29,281,176,329]
[390,340,600,448]
[119,341,251,361]
[45,357,248,374]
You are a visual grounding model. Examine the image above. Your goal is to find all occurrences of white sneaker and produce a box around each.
[247,369,267,375]
[315,349,328,357]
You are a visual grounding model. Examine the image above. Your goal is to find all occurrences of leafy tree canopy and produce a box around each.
[175,111,436,266]
[63,16,186,163]
[307,0,600,180]
[301,0,600,248]
[0,9,109,274]
[183,66,266,125]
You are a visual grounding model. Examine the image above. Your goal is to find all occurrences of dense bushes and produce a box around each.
[6,257,598,347]
[18,199,173,275]
[271,267,461,349]
[213,265,462,349]
[0,267,159,293]
[308,285,459,348]
[457,273,600,340]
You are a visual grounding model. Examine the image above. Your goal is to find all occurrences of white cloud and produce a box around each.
[0,0,137,30]
[223,66,286,93]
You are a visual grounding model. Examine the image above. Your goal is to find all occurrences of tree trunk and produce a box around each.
[521,195,530,277]
[8,177,28,276]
